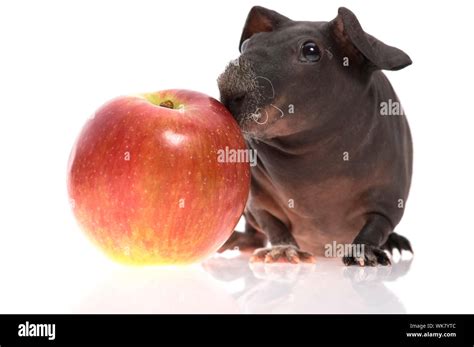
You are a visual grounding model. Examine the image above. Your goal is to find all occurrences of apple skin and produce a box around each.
[67,90,250,265]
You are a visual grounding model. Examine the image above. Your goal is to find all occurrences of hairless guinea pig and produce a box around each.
[217,6,413,266]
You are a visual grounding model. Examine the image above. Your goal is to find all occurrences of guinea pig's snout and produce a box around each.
[218,57,261,122]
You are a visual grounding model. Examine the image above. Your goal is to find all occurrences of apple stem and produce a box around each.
[159,100,174,109]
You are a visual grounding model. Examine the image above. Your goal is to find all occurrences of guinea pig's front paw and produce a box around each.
[250,245,316,264]
[342,244,391,267]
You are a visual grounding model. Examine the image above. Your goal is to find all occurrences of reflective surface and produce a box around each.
[76,254,413,313]
[203,255,412,313]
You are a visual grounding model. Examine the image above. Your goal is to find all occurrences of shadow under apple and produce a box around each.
[76,265,239,313]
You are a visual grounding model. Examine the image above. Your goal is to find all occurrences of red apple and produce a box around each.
[67,90,250,265]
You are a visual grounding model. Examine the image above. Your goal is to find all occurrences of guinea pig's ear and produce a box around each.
[330,7,412,71]
[239,6,290,52]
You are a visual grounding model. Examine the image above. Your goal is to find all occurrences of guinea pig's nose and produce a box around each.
[229,93,246,107]
[223,92,246,115]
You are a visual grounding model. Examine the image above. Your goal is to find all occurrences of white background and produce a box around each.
[0,0,473,313]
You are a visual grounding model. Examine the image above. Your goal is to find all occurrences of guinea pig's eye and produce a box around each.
[240,38,250,53]
[300,41,321,62]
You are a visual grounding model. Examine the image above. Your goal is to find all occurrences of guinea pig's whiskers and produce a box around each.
[255,76,276,100]
[249,108,268,125]
[270,104,285,118]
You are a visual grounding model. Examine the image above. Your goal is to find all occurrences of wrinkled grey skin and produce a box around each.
[217,6,413,266]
